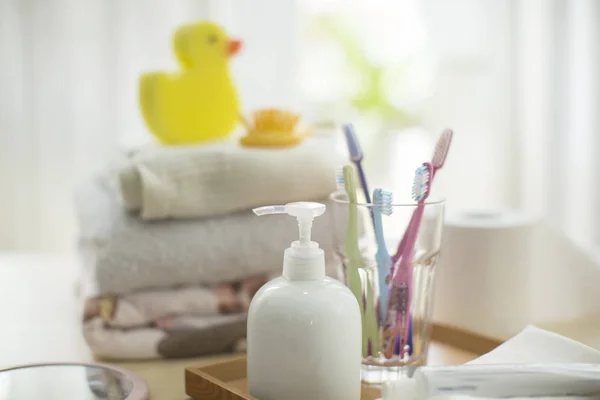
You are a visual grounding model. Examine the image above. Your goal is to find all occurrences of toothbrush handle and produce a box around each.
[392,166,439,268]
[384,272,413,359]
[388,204,424,357]
[345,197,364,315]
[392,322,414,357]
[399,205,425,356]
[382,281,410,358]
[354,162,371,204]
[390,211,418,275]
[399,283,413,358]
[373,208,391,321]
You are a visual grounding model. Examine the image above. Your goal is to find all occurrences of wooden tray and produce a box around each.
[185,356,381,400]
[186,356,251,400]
[185,323,502,400]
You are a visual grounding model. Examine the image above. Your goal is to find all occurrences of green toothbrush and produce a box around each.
[342,165,379,356]
[364,272,381,355]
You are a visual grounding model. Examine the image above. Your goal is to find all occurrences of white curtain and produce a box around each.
[516,0,600,323]
[0,0,297,252]
[0,0,209,251]
[517,0,600,249]
[416,0,600,255]
[1,0,598,266]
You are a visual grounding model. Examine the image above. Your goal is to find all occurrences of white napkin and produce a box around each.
[383,325,600,400]
[467,325,600,365]
[432,325,600,400]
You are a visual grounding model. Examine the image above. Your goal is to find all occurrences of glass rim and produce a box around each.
[329,190,446,207]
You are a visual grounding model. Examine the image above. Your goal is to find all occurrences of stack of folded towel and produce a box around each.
[76,138,345,360]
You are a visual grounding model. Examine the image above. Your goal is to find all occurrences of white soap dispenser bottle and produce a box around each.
[247,202,362,400]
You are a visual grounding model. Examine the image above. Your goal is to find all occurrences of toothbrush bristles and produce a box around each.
[373,188,393,216]
[432,128,453,168]
[412,165,431,202]
[335,170,345,191]
[342,123,363,163]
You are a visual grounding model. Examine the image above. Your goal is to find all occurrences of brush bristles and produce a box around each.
[373,189,393,216]
[335,170,345,191]
[432,128,453,168]
[412,164,431,202]
[252,109,300,134]
[342,123,363,162]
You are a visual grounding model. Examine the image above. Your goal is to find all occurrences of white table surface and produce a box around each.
[0,253,93,369]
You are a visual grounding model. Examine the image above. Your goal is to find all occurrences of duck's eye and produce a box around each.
[207,35,218,45]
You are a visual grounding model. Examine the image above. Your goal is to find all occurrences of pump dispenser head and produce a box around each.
[253,202,326,281]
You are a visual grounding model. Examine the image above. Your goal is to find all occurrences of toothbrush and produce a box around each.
[390,128,453,269]
[339,166,380,357]
[342,123,371,205]
[387,129,453,356]
[372,188,393,323]
[431,128,453,179]
[383,162,433,359]
[364,264,381,356]
[339,166,364,317]
[383,211,419,359]
[343,124,389,345]
[340,166,368,356]
[342,123,385,352]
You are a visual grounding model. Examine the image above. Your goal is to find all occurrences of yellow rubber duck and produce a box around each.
[139,22,242,145]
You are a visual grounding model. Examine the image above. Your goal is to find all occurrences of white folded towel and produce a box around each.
[117,137,339,221]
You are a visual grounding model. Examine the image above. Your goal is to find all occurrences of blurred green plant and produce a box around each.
[309,15,421,129]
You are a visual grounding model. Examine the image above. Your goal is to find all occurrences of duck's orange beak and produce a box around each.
[228,40,242,56]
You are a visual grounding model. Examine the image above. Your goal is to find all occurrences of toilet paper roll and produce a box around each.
[433,209,538,340]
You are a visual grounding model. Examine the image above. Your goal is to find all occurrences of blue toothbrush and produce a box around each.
[372,188,393,323]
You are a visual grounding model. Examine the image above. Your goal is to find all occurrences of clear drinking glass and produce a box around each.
[330,191,445,384]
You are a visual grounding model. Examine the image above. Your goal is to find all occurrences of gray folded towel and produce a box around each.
[118,138,339,221]
[75,176,345,295]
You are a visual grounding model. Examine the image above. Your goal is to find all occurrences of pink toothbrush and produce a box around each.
[431,128,453,178]
[382,162,433,359]
[376,129,453,356]
[389,129,453,275]
[385,129,453,356]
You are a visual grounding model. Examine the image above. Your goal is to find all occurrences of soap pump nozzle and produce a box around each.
[253,202,326,280]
